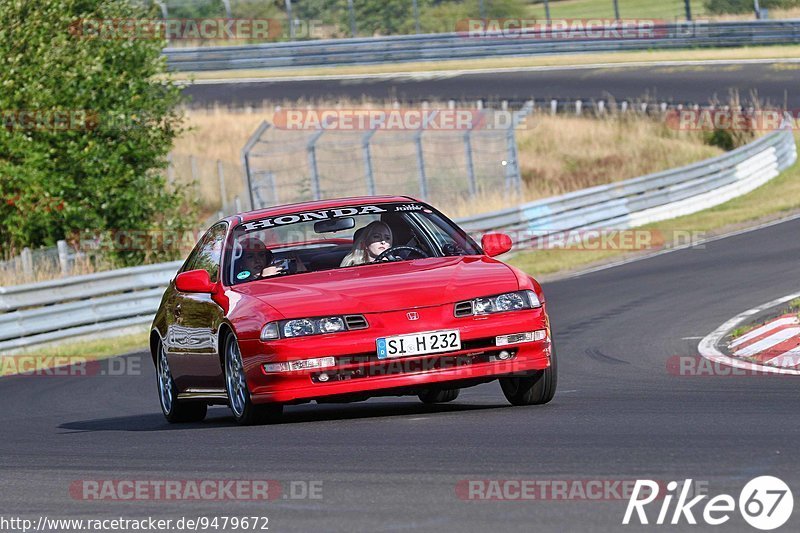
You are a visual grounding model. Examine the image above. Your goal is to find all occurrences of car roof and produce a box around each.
[228,195,422,224]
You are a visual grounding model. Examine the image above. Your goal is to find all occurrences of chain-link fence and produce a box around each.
[241,105,531,213]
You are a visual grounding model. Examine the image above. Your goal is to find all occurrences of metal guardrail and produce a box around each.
[164,20,800,71]
[455,129,797,244]
[0,129,796,351]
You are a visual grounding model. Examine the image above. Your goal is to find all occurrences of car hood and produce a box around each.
[232,256,519,317]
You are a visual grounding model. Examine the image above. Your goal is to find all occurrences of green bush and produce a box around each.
[0,0,195,266]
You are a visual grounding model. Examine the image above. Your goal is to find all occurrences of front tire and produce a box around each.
[418,388,460,404]
[499,342,557,406]
[156,340,207,423]
[224,333,283,425]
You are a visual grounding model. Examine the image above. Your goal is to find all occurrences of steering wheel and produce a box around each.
[374,246,429,262]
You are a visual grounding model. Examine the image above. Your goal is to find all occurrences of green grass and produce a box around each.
[526,0,691,21]
[509,132,800,278]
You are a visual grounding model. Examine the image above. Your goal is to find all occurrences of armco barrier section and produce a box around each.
[455,129,797,244]
[0,261,182,351]
[0,130,796,351]
[164,20,800,71]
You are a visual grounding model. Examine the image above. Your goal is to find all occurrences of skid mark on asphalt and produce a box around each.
[584,348,630,365]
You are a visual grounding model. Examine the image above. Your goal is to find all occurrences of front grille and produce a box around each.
[454,301,474,317]
[344,314,369,330]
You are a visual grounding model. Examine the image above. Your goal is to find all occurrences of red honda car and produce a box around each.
[150,196,556,425]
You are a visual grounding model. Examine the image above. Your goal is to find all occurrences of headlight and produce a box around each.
[284,319,315,338]
[455,290,541,317]
[261,315,366,340]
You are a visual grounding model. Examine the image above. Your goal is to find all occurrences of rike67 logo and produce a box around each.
[623,477,793,530]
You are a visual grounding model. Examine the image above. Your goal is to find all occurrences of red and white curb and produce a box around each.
[698,292,800,375]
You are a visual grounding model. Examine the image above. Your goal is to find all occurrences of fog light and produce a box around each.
[263,356,336,373]
[497,350,512,360]
[318,372,330,382]
[495,329,547,347]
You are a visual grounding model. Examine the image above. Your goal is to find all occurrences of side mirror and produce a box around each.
[481,233,513,257]
[175,269,214,293]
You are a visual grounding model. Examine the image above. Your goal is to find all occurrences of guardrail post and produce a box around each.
[217,160,227,212]
[414,129,428,200]
[551,99,557,115]
[362,128,377,195]
[235,196,242,214]
[575,100,582,116]
[307,130,325,201]
[57,240,70,276]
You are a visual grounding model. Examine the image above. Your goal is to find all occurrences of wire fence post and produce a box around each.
[347,0,357,37]
[307,130,325,201]
[20,247,33,278]
[414,129,428,200]
[478,0,486,20]
[57,240,70,276]
[463,125,477,199]
[412,0,421,34]
[221,0,232,18]
[543,0,551,22]
[285,0,295,39]
[613,0,620,20]
[685,0,692,21]
[362,128,377,195]
[241,121,270,211]
[217,160,227,213]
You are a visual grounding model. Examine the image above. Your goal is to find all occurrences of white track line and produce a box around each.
[729,316,799,348]
[180,58,800,85]
[698,292,800,375]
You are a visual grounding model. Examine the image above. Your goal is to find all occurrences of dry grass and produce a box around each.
[508,131,800,278]
[712,7,800,21]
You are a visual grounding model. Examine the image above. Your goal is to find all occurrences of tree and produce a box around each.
[0,0,193,265]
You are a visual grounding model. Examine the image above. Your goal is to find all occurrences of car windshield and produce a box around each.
[226,202,481,285]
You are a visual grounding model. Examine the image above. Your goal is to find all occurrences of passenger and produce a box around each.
[235,237,283,281]
[340,221,393,267]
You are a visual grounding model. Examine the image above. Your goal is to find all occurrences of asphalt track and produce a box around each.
[183,62,800,108]
[2,215,800,532]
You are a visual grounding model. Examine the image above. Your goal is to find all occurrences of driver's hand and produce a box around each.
[261,265,283,277]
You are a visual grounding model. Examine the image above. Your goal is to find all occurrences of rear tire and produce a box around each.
[224,333,283,426]
[156,339,208,423]
[499,343,557,406]
[418,388,460,404]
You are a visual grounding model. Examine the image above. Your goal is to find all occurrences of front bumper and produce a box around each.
[239,305,551,404]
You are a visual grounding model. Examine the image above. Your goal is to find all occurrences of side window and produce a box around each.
[184,223,228,282]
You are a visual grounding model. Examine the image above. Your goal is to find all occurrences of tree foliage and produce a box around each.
[0,0,193,264]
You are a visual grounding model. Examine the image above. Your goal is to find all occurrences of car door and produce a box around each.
[167,222,228,391]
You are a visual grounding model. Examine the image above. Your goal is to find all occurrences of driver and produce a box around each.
[340,221,393,267]
[235,237,284,281]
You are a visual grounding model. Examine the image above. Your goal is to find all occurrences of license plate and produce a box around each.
[376,329,461,359]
